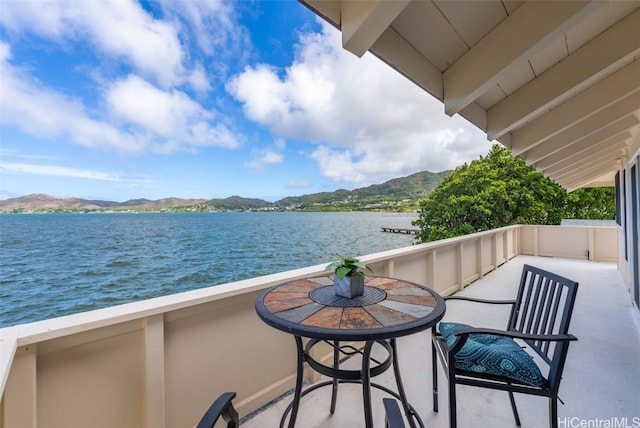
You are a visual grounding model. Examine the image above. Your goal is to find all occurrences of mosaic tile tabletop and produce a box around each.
[257,276,444,337]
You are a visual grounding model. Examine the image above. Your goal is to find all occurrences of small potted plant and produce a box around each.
[325,254,372,298]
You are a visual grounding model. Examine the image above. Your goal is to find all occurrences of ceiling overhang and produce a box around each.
[300,0,640,189]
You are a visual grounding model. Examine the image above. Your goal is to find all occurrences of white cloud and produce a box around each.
[0,162,138,182]
[244,139,285,174]
[107,75,201,136]
[228,21,493,186]
[157,0,246,56]
[0,148,64,162]
[189,63,212,94]
[0,42,243,154]
[153,0,251,90]
[0,0,184,87]
[106,74,241,151]
[0,42,143,153]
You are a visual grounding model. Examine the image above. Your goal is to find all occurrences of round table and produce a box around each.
[255,275,446,428]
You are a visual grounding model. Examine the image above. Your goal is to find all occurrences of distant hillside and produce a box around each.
[205,196,272,211]
[0,169,451,213]
[354,170,451,198]
[274,170,451,210]
[0,194,121,212]
[0,194,267,213]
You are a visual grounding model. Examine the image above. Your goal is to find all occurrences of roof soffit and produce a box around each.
[535,131,633,171]
[442,1,603,116]
[559,160,619,189]
[510,60,640,154]
[522,112,640,164]
[488,7,640,141]
[546,145,628,178]
[298,0,640,189]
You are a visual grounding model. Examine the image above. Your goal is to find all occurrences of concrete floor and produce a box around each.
[241,256,640,428]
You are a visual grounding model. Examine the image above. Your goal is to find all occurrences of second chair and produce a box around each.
[431,264,579,428]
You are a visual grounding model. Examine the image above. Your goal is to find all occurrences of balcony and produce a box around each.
[1,224,638,427]
[241,255,640,428]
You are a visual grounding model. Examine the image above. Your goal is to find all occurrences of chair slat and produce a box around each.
[540,284,562,355]
[531,276,551,338]
[524,273,544,334]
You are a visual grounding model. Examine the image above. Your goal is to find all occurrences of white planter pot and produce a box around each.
[333,275,365,298]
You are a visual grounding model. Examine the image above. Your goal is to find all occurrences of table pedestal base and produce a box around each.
[280,336,424,428]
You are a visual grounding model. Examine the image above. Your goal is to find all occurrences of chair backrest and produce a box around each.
[507,264,578,388]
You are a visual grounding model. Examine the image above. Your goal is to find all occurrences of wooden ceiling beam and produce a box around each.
[534,131,632,171]
[443,0,600,116]
[511,60,640,155]
[341,0,410,58]
[547,145,627,178]
[564,171,617,191]
[549,158,621,187]
[489,8,640,141]
[520,97,640,163]
[369,27,443,100]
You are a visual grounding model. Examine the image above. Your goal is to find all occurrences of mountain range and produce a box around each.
[0,170,451,213]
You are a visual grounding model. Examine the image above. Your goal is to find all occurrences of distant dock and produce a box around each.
[381,226,420,234]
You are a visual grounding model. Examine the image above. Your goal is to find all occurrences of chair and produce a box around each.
[197,392,239,428]
[383,398,406,428]
[197,392,407,427]
[431,264,578,428]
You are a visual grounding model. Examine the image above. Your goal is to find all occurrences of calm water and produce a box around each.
[0,212,417,327]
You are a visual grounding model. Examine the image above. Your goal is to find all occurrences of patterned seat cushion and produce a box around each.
[439,322,547,388]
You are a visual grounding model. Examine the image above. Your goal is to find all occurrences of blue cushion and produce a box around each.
[439,322,547,388]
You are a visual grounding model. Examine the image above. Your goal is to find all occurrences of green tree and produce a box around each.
[413,145,614,243]
[564,187,615,219]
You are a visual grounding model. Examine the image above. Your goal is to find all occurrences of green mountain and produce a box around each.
[274,170,451,211]
[204,196,272,211]
[0,170,451,213]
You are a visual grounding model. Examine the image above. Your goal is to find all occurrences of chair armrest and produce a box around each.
[196,392,238,428]
[383,398,406,428]
[447,327,577,354]
[444,295,516,305]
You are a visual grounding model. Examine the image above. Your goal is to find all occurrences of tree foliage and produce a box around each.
[413,145,615,243]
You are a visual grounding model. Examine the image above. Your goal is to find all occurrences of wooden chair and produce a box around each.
[431,264,578,428]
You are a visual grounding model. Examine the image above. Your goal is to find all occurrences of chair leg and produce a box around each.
[432,340,438,412]
[447,376,457,428]
[508,391,521,426]
[549,397,558,428]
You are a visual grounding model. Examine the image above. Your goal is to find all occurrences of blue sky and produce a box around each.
[0,0,493,202]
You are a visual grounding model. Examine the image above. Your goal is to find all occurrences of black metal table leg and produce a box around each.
[330,340,339,414]
[281,335,305,428]
[390,338,422,428]
[280,338,424,428]
[362,340,376,428]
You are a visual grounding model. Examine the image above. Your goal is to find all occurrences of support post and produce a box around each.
[144,315,165,428]
[3,345,36,428]
[457,243,464,291]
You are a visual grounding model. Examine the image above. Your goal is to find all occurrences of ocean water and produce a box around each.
[0,212,417,327]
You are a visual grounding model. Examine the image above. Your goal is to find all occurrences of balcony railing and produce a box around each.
[0,224,620,427]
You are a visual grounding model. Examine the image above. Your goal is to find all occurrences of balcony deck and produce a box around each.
[241,255,640,428]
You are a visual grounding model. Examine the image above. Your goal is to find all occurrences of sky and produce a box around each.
[0,0,494,202]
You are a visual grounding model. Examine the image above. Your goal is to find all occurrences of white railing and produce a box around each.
[0,224,617,428]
